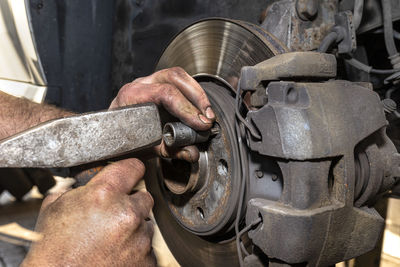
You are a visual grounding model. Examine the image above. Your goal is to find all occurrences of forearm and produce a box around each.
[0,91,74,140]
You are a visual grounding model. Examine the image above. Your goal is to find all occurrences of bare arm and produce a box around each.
[0,91,74,140]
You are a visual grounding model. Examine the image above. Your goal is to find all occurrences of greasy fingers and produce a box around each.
[137,67,215,120]
[111,82,211,130]
[110,67,216,131]
[88,158,145,194]
[24,159,156,267]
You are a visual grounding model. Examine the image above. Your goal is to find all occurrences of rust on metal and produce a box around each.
[0,104,162,168]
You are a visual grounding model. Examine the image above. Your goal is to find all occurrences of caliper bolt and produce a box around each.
[296,0,318,21]
[382,98,397,113]
[255,170,264,178]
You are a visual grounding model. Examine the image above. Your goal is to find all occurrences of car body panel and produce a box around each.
[0,0,46,102]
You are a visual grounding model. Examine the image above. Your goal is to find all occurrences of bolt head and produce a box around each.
[296,0,318,21]
[255,170,264,178]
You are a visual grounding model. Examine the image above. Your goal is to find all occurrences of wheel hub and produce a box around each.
[161,82,240,237]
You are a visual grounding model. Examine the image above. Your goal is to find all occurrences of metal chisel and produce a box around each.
[0,103,162,168]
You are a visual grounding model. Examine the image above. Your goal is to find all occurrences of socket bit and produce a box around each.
[163,122,219,147]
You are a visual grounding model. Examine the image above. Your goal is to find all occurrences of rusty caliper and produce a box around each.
[241,52,400,266]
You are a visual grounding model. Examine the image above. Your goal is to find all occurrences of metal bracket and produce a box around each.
[239,52,337,91]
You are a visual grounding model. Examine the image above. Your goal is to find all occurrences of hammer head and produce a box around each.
[0,104,162,168]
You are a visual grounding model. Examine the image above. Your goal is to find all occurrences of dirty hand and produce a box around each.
[110,67,215,162]
[22,159,156,267]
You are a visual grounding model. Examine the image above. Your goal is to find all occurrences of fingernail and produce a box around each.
[199,114,212,124]
[205,107,215,120]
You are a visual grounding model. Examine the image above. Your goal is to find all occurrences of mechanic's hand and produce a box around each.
[110,67,215,162]
[22,159,156,267]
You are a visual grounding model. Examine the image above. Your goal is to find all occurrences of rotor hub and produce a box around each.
[161,82,240,237]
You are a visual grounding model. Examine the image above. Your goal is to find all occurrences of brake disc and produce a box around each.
[145,18,287,267]
[156,18,287,90]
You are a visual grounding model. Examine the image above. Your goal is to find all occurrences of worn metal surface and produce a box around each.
[296,0,319,21]
[334,11,357,54]
[0,104,162,168]
[145,14,400,266]
[157,18,288,91]
[261,0,338,51]
[247,81,386,159]
[239,52,337,91]
[354,129,400,206]
[244,76,399,265]
[260,0,400,52]
[162,122,216,148]
[146,20,287,265]
[340,0,400,34]
[163,152,209,195]
[145,19,286,265]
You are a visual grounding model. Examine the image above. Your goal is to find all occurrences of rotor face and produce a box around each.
[147,18,286,266]
[156,18,287,90]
